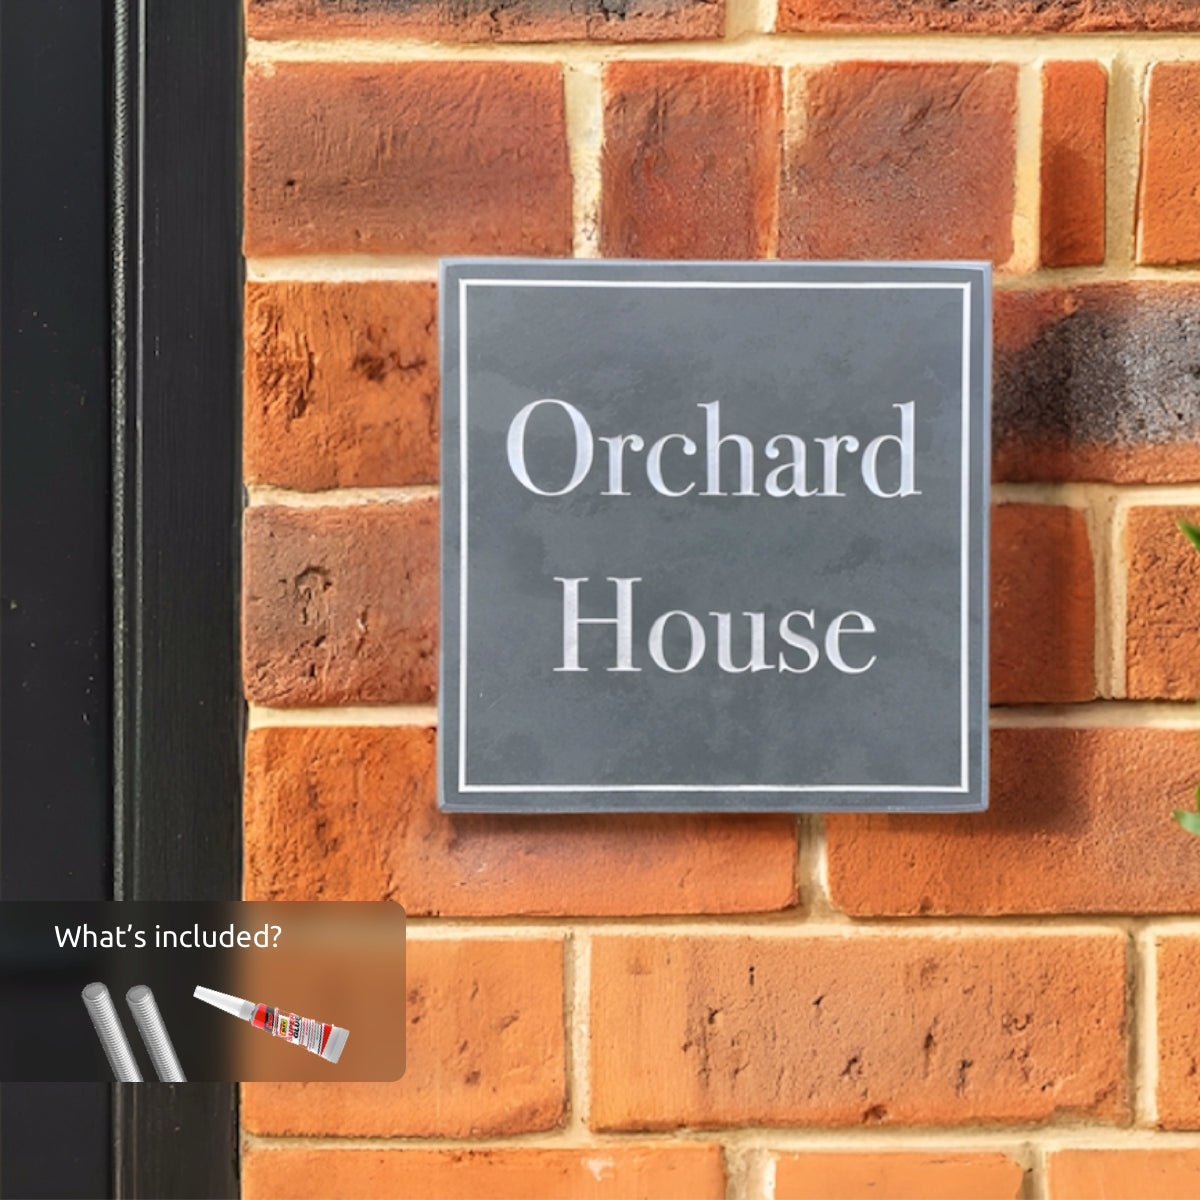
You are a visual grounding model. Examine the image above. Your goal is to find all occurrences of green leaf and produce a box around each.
[1179,519,1200,554]
[1174,808,1200,837]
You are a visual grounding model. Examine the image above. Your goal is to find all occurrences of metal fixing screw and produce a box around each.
[126,984,187,1083]
[81,981,143,1082]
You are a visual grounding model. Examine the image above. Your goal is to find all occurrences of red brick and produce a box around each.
[589,932,1128,1128]
[600,62,780,259]
[243,938,565,1137]
[245,281,438,490]
[1040,62,1107,267]
[1138,63,1200,265]
[779,62,1016,262]
[1047,1150,1200,1199]
[827,728,1200,915]
[243,1144,726,1200]
[774,1152,1025,1200]
[243,725,798,915]
[1126,506,1200,700]
[245,61,571,256]
[993,285,1200,484]
[242,502,437,707]
[245,0,724,42]
[777,0,1200,32]
[1155,935,1200,1128]
[991,505,1095,704]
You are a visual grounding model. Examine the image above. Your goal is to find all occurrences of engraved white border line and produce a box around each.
[456,276,975,795]
[960,282,972,792]
[457,279,470,794]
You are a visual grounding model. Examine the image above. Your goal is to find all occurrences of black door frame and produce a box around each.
[1,3,115,1191]
[1,1,243,1195]
[111,1,243,1194]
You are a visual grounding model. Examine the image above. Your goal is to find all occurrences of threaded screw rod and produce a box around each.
[81,982,143,1082]
[126,985,187,1082]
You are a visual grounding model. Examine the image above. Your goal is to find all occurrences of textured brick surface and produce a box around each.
[242,939,565,1138]
[1138,63,1200,265]
[1155,935,1200,1129]
[993,285,1200,483]
[245,281,438,490]
[1047,1150,1200,1199]
[990,505,1095,704]
[1126,506,1200,700]
[243,502,437,706]
[243,1144,726,1200]
[774,1152,1025,1200]
[589,933,1128,1128]
[246,0,724,41]
[1040,61,1107,267]
[243,725,798,914]
[600,62,780,259]
[827,728,1200,915]
[779,63,1016,261]
[777,0,1200,31]
[245,61,572,256]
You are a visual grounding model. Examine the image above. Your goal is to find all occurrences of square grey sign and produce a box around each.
[439,260,989,813]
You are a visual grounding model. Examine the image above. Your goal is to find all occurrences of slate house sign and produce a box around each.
[439,260,989,814]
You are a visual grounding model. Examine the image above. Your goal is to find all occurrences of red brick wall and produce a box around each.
[241,3,1200,1196]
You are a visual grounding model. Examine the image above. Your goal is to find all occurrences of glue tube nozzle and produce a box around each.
[193,985,255,1022]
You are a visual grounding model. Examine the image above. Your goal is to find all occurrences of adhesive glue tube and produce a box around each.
[193,985,349,1064]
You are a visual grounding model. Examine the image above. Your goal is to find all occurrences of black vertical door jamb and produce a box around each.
[4,0,244,1192]
[111,1,244,1197]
